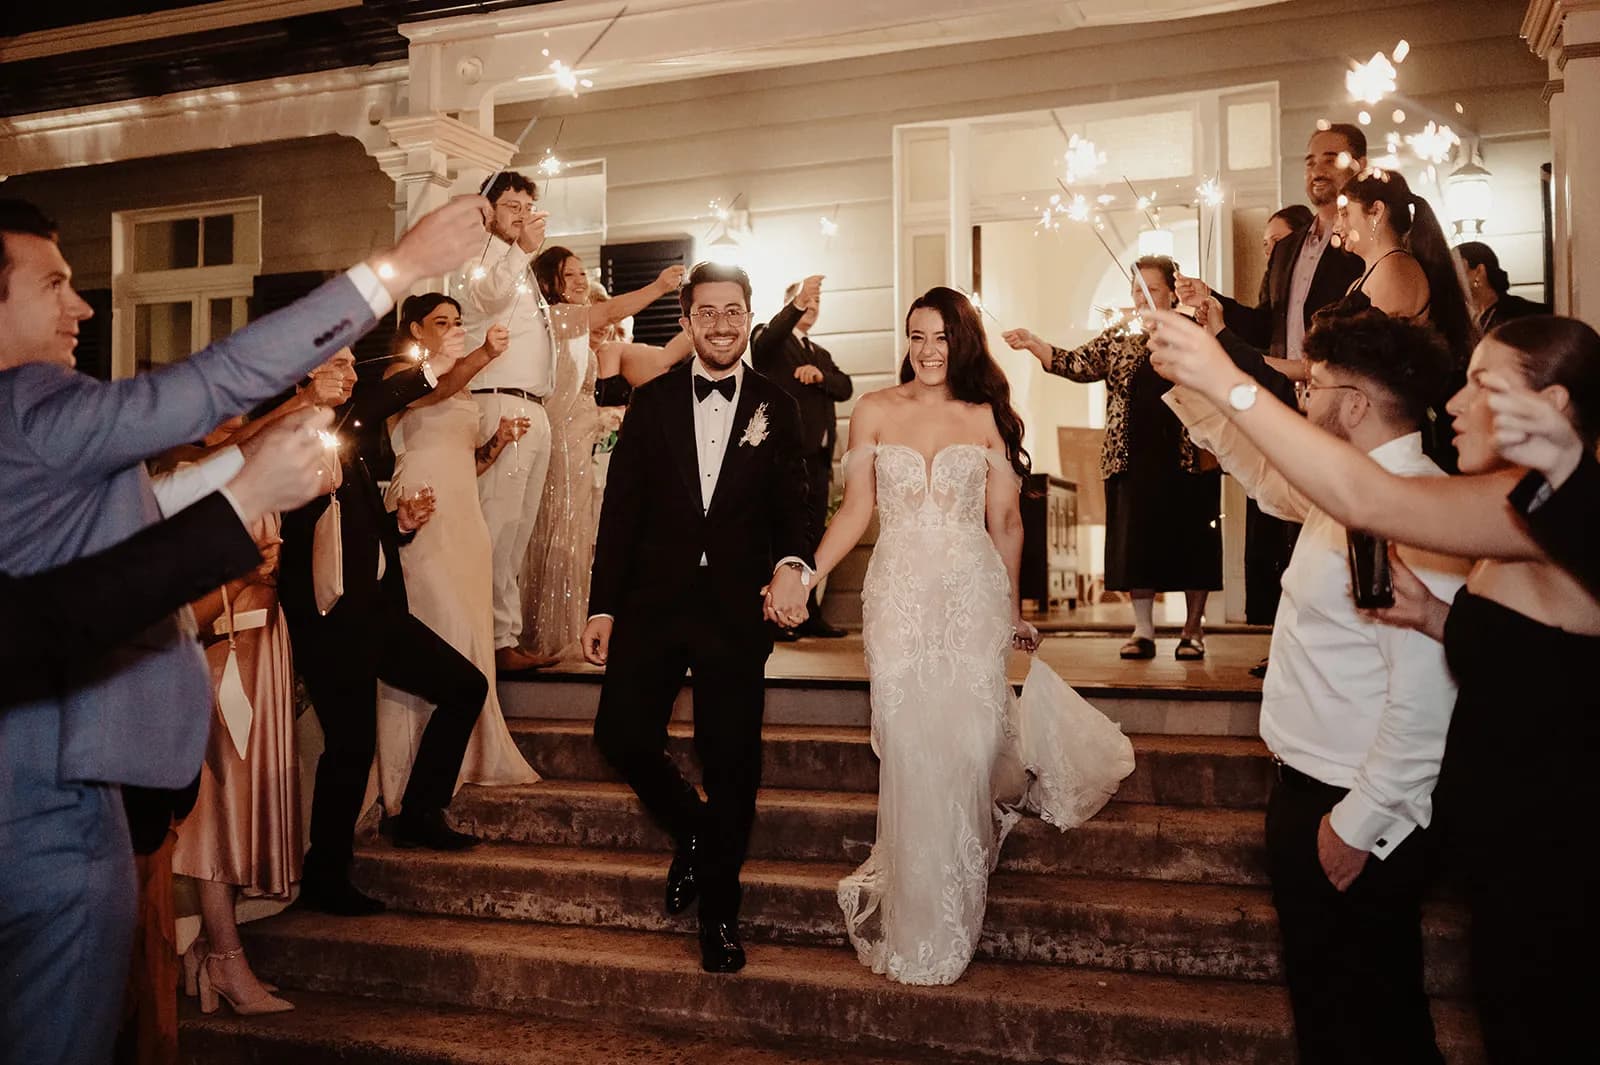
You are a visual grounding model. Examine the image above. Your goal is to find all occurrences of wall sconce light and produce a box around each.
[1445,145,1492,240]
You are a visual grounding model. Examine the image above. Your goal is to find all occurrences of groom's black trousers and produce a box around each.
[594,575,767,922]
[1265,768,1443,1065]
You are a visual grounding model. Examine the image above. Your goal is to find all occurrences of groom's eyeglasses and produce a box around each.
[689,308,749,325]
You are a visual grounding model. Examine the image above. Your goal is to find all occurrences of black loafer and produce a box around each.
[392,809,480,851]
[795,618,848,639]
[665,835,700,915]
[698,919,746,973]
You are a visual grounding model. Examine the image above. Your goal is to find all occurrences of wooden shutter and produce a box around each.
[599,237,692,345]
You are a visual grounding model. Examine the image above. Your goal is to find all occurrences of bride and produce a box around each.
[805,287,1135,986]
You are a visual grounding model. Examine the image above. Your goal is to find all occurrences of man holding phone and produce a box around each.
[1161,309,1469,1065]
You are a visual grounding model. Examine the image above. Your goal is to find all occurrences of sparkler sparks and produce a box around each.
[1346,52,1397,106]
[1064,134,1105,185]
[1196,177,1224,208]
[1405,121,1460,165]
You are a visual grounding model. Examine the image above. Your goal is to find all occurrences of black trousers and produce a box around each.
[803,446,832,618]
[290,607,487,875]
[593,578,767,922]
[1265,770,1443,1065]
[1244,500,1298,625]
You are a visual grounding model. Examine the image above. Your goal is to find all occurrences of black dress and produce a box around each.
[1103,355,1222,592]
[1437,590,1597,1064]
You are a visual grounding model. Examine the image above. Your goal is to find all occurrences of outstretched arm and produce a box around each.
[1144,308,1540,560]
[589,266,685,331]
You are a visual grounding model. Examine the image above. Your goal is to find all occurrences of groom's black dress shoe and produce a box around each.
[665,835,700,915]
[795,617,847,639]
[392,808,480,851]
[299,874,386,917]
[698,919,746,973]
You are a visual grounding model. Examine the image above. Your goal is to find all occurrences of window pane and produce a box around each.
[1227,101,1274,171]
[133,218,199,271]
[134,301,194,374]
[202,214,235,266]
[208,297,235,343]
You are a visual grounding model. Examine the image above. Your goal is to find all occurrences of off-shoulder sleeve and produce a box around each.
[840,444,878,485]
[983,448,1023,490]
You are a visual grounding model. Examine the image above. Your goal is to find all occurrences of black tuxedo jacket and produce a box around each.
[589,362,812,648]
[279,367,434,625]
[0,492,260,705]
[1219,222,1364,356]
[751,304,853,452]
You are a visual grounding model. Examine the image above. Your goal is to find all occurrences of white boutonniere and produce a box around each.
[740,403,770,448]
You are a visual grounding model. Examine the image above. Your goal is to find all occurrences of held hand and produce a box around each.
[1197,296,1225,337]
[765,567,809,629]
[495,415,531,448]
[483,323,512,359]
[581,616,613,666]
[1144,309,1237,395]
[793,274,824,311]
[225,407,338,522]
[1362,546,1447,640]
[656,264,687,291]
[1317,814,1370,893]
[253,536,282,584]
[517,210,550,253]
[1481,370,1586,488]
[395,486,436,533]
[301,371,349,408]
[1001,328,1051,366]
[382,195,494,294]
[1012,617,1040,653]
[794,364,825,386]
[1174,273,1213,308]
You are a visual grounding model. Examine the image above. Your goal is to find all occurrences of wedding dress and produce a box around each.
[838,443,1135,986]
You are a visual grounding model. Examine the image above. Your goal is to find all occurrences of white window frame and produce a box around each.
[111,197,262,378]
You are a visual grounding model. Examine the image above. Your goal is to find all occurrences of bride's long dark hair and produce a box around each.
[898,286,1031,481]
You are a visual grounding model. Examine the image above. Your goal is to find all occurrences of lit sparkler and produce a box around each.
[1346,52,1397,106]
[1065,134,1105,185]
[1406,121,1459,165]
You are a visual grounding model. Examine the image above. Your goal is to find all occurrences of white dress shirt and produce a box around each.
[1284,218,1335,362]
[1166,388,1470,858]
[457,233,557,396]
[692,357,743,517]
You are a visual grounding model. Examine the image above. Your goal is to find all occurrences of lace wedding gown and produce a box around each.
[838,443,1135,986]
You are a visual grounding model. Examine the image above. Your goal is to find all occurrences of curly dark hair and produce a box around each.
[1302,307,1450,428]
[483,171,538,204]
[897,287,1031,481]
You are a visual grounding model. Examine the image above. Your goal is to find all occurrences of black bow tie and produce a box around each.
[694,375,736,403]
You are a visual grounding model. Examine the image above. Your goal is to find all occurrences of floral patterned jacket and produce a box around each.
[1048,327,1207,480]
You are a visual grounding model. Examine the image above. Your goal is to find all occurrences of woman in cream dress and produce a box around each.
[375,293,538,815]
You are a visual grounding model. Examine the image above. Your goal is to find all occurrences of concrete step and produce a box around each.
[447,780,1271,885]
[508,719,1276,808]
[240,910,1485,1065]
[179,991,930,1065]
[349,841,1470,995]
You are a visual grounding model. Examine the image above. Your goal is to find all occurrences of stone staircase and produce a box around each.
[184,675,1484,1064]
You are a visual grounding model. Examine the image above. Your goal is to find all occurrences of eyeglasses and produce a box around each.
[1297,382,1366,409]
[496,201,537,215]
[689,308,749,325]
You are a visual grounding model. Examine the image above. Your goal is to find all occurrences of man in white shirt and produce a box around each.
[456,172,560,673]
[1166,309,1469,1065]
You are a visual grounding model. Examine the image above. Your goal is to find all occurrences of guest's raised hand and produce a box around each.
[656,264,687,291]
[1144,309,1235,394]
[794,275,824,311]
[581,616,613,666]
[1197,296,1225,337]
[517,210,550,253]
[495,415,531,448]
[396,485,436,533]
[483,323,511,359]
[382,195,494,293]
[1482,370,1586,488]
[1317,814,1369,892]
[225,406,338,523]
[794,365,825,386]
[1174,273,1212,308]
[1361,546,1448,643]
[301,369,350,408]
[1001,328,1051,366]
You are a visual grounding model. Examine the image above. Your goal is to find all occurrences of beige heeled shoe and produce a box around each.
[186,941,277,996]
[197,949,294,1016]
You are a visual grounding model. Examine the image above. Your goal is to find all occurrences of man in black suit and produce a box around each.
[751,273,851,638]
[581,261,813,974]
[1180,124,1367,635]
[279,347,488,916]
[0,409,331,702]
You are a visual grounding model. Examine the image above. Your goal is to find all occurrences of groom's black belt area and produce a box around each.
[471,387,544,403]
[1273,758,1334,791]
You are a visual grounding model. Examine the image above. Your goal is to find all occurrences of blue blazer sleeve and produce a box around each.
[3,273,376,484]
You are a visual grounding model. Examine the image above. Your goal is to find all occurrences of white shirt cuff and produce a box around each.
[346,262,395,319]
[149,446,245,517]
[1328,792,1417,860]
[587,613,614,622]
[774,557,814,579]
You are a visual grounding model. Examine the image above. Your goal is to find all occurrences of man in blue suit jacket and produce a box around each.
[0,195,487,1065]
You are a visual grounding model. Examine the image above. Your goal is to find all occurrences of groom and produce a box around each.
[581,261,813,973]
